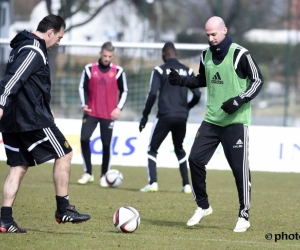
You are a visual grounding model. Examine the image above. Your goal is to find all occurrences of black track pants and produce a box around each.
[188,121,251,218]
[147,117,189,186]
[80,114,113,176]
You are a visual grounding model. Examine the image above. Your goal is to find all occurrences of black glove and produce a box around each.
[139,117,148,132]
[221,96,244,114]
[168,68,182,86]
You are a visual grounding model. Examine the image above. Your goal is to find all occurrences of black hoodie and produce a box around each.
[0,30,54,132]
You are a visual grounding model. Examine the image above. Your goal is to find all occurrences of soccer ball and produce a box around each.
[105,169,123,187]
[113,206,140,233]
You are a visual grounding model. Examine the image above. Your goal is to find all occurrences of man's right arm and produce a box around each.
[139,68,160,132]
[78,66,90,107]
[78,66,92,113]
[142,68,160,118]
[169,52,207,88]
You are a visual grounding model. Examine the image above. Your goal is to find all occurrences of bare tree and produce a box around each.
[43,0,117,111]
[132,0,287,43]
[45,0,116,33]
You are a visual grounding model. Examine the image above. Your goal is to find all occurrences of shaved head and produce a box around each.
[205,16,226,30]
[205,16,227,46]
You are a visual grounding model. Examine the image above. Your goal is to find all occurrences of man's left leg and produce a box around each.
[26,126,90,225]
[140,118,169,192]
[53,152,90,224]
[171,118,191,193]
[222,124,251,232]
[99,119,114,187]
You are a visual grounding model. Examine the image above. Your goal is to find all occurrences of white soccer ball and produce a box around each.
[113,206,140,233]
[105,169,123,187]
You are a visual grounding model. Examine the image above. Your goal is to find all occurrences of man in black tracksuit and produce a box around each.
[0,15,90,233]
[169,16,263,232]
[139,42,201,193]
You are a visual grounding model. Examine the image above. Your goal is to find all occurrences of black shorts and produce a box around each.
[2,124,72,167]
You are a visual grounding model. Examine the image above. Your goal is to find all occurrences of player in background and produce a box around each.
[0,14,90,233]
[139,42,201,193]
[78,41,128,187]
[169,16,264,232]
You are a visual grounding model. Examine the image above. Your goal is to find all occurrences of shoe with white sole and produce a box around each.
[181,184,192,194]
[186,206,213,226]
[233,217,250,232]
[77,173,94,184]
[140,182,158,192]
[100,176,109,187]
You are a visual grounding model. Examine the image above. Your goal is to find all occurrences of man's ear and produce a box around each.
[47,29,54,38]
[223,27,228,35]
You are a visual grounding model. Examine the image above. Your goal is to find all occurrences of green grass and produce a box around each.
[0,161,299,250]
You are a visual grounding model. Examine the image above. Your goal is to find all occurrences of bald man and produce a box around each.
[169,16,264,232]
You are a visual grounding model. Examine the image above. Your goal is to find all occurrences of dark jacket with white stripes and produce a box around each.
[182,34,263,103]
[0,30,54,132]
[142,58,201,119]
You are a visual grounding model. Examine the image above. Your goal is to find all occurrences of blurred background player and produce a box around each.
[139,42,201,193]
[78,41,128,186]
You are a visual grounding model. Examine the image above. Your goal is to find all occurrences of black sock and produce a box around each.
[55,195,70,214]
[1,207,13,224]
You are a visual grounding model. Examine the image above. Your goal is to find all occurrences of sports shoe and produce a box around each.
[100,176,109,187]
[181,184,192,194]
[55,205,90,224]
[77,173,94,184]
[233,217,250,232]
[140,182,158,192]
[0,220,27,233]
[186,206,213,226]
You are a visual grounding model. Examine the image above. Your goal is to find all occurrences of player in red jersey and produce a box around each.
[78,41,128,186]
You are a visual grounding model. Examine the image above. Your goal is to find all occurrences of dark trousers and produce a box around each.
[147,117,189,186]
[80,114,113,176]
[188,121,251,219]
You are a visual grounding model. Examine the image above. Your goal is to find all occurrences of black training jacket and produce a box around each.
[0,30,54,132]
[142,58,201,119]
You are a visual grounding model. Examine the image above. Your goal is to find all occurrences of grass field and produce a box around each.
[0,161,299,250]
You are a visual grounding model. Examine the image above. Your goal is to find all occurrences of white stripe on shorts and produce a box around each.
[27,137,49,152]
[4,144,20,152]
[43,127,65,157]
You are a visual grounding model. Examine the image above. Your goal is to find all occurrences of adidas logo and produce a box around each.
[211,72,223,84]
[233,139,243,148]
[233,100,239,106]
[109,122,114,129]
[236,139,243,145]
[99,78,107,86]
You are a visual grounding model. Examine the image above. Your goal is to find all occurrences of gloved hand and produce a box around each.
[221,96,244,114]
[168,68,182,86]
[139,117,148,132]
